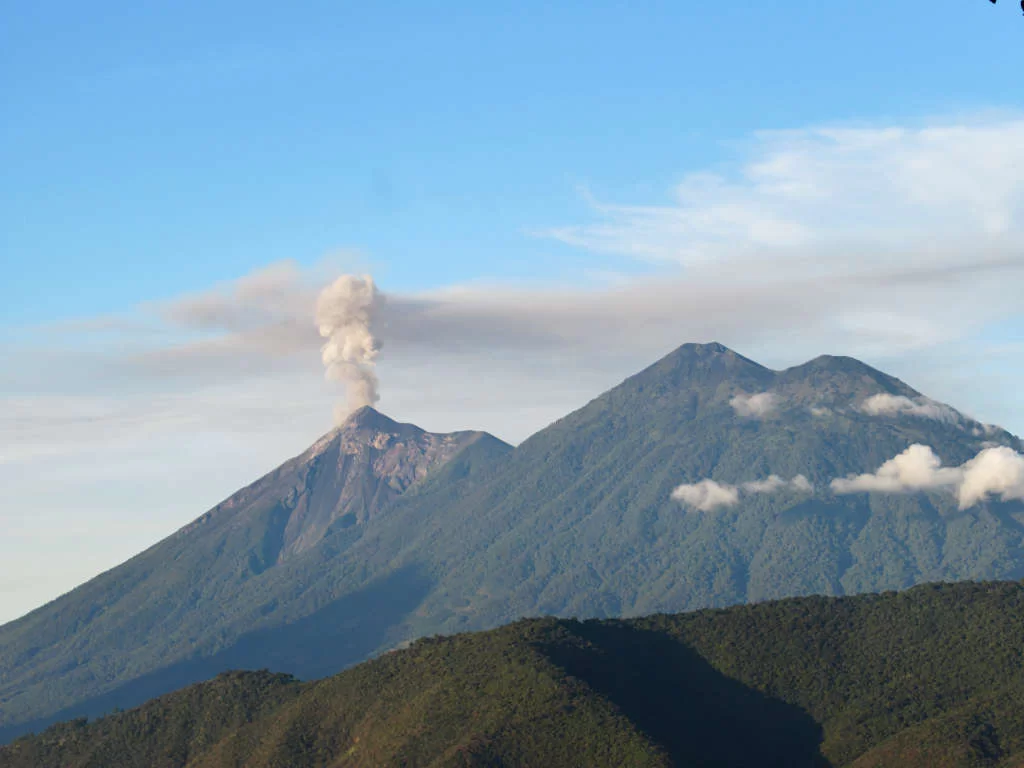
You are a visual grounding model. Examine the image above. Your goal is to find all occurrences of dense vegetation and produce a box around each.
[6,580,1024,766]
[2,343,1022,740]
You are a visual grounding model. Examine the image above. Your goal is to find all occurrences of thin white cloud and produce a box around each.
[831,443,1024,508]
[791,475,814,493]
[730,392,779,419]
[543,117,1024,264]
[673,474,813,511]
[742,474,814,494]
[740,476,789,494]
[859,393,963,424]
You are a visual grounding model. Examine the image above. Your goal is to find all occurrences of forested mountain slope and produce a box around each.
[6,580,1024,767]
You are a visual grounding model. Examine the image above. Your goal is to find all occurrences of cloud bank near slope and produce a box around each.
[673,475,813,511]
[730,393,779,419]
[859,393,963,424]
[832,443,1024,509]
[674,443,1024,513]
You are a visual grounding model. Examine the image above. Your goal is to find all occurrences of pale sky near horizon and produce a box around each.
[2,1,1023,624]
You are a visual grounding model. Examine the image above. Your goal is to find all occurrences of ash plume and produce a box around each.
[315,275,383,424]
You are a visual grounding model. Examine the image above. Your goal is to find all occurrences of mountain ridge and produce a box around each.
[0,342,1021,741]
[7,579,1024,767]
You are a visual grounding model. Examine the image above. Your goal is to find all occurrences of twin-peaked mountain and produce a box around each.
[1,342,1021,740]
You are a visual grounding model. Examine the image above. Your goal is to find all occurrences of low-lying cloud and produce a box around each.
[673,474,813,511]
[731,392,779,419]
[671,479,740,512]
[958,447,1024,508]
[830,444,961,495]
[742,474,814,494]
[859,393,962,424]
[831,443,1024,508]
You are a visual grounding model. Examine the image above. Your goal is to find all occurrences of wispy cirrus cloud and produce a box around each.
[542,116,1024,264]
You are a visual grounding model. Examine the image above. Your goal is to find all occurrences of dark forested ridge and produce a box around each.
[6,580,1024,767]
[2,342,1022,740]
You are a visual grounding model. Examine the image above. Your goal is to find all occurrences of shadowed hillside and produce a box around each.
[8,581,1024,766]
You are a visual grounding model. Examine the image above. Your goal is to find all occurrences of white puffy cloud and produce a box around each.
[831,443,1024,509]
[731,392,780,419]
[958,446,1024,508]
[671,480,741,511]
[789,475,814,493]
[859,393,963,424]
[830,444,961,495]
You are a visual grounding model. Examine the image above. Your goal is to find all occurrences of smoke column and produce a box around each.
[315,275,382,424]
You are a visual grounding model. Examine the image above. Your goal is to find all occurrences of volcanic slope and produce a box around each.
[2,342,1022,739]
[0,409,510,738]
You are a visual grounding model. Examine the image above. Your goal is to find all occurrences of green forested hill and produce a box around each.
[5,580,1024,767]
[2,343,1022,741]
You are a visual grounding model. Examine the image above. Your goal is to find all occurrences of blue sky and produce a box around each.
[2,1,1023,623]
[3,0,1021,321]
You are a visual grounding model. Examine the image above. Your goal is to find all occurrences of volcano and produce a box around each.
[1,343,1021,741]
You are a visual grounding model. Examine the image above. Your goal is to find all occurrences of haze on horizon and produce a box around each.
[2,0,1023,624]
